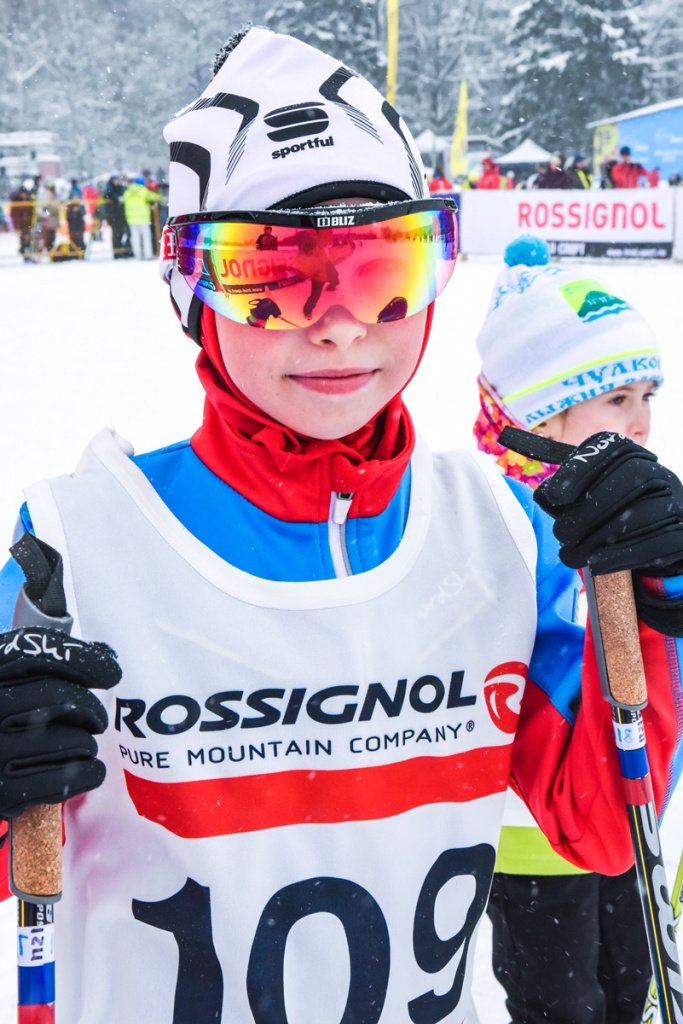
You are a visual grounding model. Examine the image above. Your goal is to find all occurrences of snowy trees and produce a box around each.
[497,0,650,153]
[645,0,683,102]
[395,0,508,138]
[264,0,386,92]
[2,0,681,180]
[0,0,263,178]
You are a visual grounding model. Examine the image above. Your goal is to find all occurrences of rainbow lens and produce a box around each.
[172,201,457,330]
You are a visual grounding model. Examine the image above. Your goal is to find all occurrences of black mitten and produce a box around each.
[0,627,121,818]
[532,431,683,576]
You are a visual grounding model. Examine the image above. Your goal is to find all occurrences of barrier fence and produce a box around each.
[2,192,683,264]
[459,188,683,260]
[0,199,165,263]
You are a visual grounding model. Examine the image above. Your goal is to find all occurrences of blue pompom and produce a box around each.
[504,235,550,268]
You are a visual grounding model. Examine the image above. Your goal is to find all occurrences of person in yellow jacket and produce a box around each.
[122,176,161,259]
[568,153,593,189]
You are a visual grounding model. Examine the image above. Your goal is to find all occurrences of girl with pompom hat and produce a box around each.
[474,236,662,1024]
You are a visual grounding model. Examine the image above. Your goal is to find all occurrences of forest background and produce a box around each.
[2,0,682,179]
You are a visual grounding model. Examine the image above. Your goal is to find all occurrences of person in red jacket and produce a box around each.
[477,156,509,189]
[612,146,656,188]
[428,164,452,193]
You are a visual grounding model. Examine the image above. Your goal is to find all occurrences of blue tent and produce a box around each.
[588,99,683,180]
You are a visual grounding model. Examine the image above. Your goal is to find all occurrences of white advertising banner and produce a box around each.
[674,190,683,260]
[459,189,674,259]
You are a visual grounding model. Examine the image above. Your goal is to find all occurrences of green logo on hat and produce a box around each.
[559,279,631,323]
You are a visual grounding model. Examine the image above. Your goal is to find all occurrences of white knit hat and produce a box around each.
[476,252,662,427]
[162,26,428,341]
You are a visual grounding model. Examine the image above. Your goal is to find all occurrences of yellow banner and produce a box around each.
[593,123,619,170]
[449,79,468,179]
[386,0,399,105]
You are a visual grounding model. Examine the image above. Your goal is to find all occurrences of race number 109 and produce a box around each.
[132,843,495,1024]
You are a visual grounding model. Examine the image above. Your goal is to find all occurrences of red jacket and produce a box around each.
[612,161,654,188]
[478,163,511,189]
[429,174,452,193]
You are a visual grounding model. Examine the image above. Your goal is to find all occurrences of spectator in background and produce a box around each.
[428,164,453,193]
[568,154,592,189]
[40,183,60,255]
[66,195,86,256]
[9,180,36,262]
[146,180,166,254]
[68,179,83,200]
[536,154,573,189]
[460,167,481,190]
[600,159,617,189]
[477,156,510,189]
[123,175,161,260]
[79,182,100,240]
[101,174,131,258]
[612,146,655,188]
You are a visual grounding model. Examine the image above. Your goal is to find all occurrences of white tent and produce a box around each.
[497,139,551,165]
[414,128,452,155]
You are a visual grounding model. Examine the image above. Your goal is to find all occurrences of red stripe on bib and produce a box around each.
[124,745,512,838]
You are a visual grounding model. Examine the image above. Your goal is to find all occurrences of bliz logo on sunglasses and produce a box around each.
[316,214,356,227]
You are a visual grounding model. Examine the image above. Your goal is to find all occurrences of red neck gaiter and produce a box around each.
[190,304,433,523]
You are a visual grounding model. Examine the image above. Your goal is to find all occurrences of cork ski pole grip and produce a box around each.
[592,570,648,708]
[8,533,72,905]
[10,805,62,902]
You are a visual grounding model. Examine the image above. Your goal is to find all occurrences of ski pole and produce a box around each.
[498,426,683,1024]
[583,566,683,1024]
[642,849,683,1023]
[8,534,73,1024]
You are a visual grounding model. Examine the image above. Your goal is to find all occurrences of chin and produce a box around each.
[299,424,364,440]
[285,414,371,440]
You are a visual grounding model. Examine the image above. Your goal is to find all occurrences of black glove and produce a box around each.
[532,431,683,577]
[0,627,121,818]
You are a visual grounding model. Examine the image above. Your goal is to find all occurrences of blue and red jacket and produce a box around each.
[1,435,682,882]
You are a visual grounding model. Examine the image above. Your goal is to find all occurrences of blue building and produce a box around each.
[588,99,683,182]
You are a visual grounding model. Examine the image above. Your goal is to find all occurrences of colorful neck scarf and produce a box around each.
[191,304,433,522]
[473,374,557,489]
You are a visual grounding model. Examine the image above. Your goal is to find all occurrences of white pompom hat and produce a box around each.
[161,26,428,342]
[476,255,662,427]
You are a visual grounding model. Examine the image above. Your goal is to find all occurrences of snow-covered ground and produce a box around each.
[1,234,683,1019]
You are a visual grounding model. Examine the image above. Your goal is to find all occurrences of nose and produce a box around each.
[628,402,651,443]
[305,305,367,350]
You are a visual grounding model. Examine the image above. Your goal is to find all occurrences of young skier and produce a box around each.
[1,29,683,1024]
[474,235,665,1023]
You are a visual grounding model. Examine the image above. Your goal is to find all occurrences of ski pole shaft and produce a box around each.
[584,567,683,1024]
[642,851,683,1023]
[10,739,61,1022]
